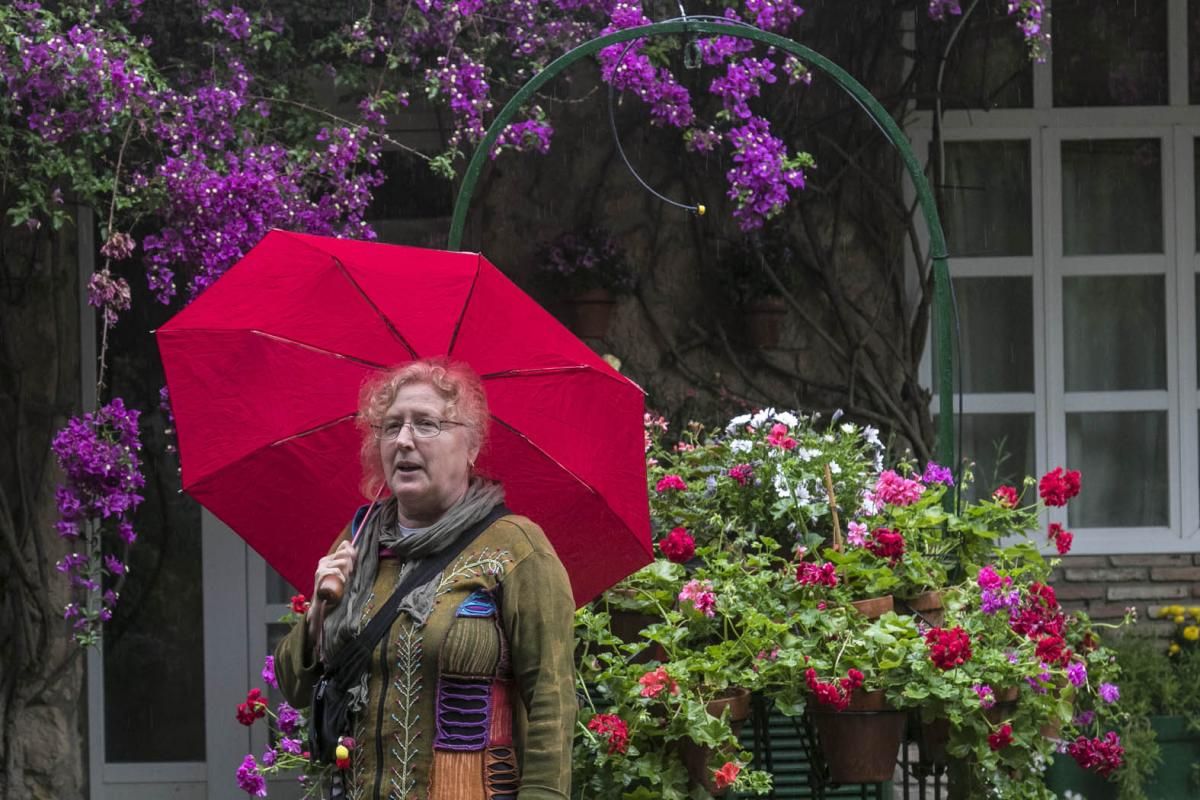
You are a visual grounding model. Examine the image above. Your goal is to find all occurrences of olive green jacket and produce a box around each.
[275,514,576,800]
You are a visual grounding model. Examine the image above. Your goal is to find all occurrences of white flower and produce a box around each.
[840,422,856,434]
[726,413,752,432]
[822,434,835,443]
[773,411,799,428]
[749,407,776,429]
[829,461,842,475]
[795,447,818,462]
[729,439,753,454]
[863,425,881,447]
[794,482,811,504]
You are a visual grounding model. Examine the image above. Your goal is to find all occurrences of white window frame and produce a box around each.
[909,0,1200,553]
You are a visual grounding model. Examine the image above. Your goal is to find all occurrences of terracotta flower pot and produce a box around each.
[901,590,945,628]
[565,287,616,339]
[984,686,1021,725]
[915,715,951,766]
[679,687,753,795]
[810,689,906,784]
[608,609,667,664]
[850,595,894,620]
[743,295,787,348]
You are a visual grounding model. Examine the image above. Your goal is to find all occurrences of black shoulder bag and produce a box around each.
[308,504,509,764]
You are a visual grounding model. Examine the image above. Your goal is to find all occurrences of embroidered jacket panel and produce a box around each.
[275,515,576,800]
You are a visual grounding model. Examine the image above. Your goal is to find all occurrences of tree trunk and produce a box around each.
[0,218,87,800]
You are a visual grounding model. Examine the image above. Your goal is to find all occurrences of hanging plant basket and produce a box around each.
[899,590,945,628]
[850,595,894,620]
[809,689,906,784]
[914,714,951,767]
[743,295,787,348]
[565,287,616,339]
[678,687,753,795]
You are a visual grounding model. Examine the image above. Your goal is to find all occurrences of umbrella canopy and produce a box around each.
[156,230,652,606]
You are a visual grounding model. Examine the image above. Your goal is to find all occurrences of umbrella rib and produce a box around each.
[445,255,481,359]
[482,364,646,393]
[331,256,419,359]
[248,330,390,369]
[488,414,599,497]
[268,413,358,448]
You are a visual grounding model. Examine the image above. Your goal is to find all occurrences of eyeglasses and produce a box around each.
[371,418,466,441]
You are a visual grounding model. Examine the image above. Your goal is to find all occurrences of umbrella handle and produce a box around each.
[317,575,345,604]
[314,490,383,606]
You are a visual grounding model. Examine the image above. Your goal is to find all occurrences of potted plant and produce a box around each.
[534,228,635,339]
[1044,618,1200,800]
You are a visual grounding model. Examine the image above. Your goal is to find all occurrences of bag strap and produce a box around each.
[325,503,509,676]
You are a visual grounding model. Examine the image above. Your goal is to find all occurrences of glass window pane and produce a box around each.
[1062,139,1162,256]
[941,141,1032,257]
[267,568,298,605]
[933,277,1034,393]
[937,413,1035,504]
[1053,0,1168,107]
[1194,139,1200,252]
[1189,0,1200,104]
[103,272,205,762]
[1063,275,1166,391]
[916,5,1032,110]
[1067,411,1168,527]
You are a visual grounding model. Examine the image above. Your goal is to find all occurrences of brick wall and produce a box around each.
[1050,553,1200,637]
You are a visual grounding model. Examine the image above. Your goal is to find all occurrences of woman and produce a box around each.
[275,358,576,800]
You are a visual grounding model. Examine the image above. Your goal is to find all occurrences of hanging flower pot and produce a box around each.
[810,689,906,784]
[900,590,945,628]
[915,715,951,766]
[743,295,787,348]
[565,287,616,339]
[850,595,894,620]
[608,608,667,664]
[678,687,753,795]
[984,686,1021,725]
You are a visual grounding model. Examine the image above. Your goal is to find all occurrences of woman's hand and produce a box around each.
[310,540,357,615]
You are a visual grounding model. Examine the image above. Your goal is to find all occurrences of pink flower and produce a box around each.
[639,666,679,698]
[713,762,741,790]
[679,579,717,617]
[655,474,687,493]
[846,521,867,547]
[658,527,696,563]
[728,463,754,486]
[766,423,797,450]
[796,561,838,587]
[874,470,923,506]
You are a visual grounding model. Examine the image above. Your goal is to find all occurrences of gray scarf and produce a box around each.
[320,477,505,708]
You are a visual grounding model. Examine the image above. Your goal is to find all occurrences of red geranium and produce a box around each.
[1047,523,1073,555]
[235,688,268,726]
[988,723,1013,751]
[1039,467,1081,507]
[805,667,863,711]
[290,593,310,614]
[866,528,905,564]
[992,485,1019,507]
[1035,634,1072,667]
[586,713,630,755]
[713,762,741,790]
[658,527,696,563]
[925,626,972,670]
[1068,732,1124,776]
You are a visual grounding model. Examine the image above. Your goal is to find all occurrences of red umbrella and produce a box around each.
[156,230,651,606]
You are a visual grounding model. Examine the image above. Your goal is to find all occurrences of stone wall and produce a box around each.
[1050,553,1200,638]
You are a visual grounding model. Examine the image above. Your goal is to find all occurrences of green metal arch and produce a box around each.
[448,19,953,468]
